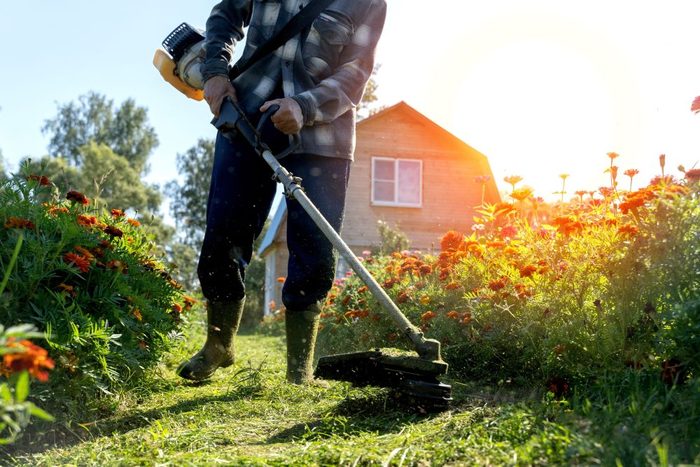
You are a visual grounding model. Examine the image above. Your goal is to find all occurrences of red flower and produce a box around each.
[1,338,55,382]
[440,230,463,252]
[617,223,639,237]
[27,174,51,186]
[4,217,35,230]
[111,209,125,218]
[64,252,91,273]
[66,191,89,205]
[104,225,124,237]
[420,311,436,322]
[77,214,97,227]
[488,277,507,291]
[519,264,538,278]
[546,377,570,398]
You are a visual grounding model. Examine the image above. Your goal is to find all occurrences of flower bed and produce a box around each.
[0,172,192,407]
[318,178,699,392]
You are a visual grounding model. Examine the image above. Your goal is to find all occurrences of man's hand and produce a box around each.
[204,75,237,117]
[260,98,304,135]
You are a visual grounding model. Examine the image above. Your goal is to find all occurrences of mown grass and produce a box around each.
[1,313,696,466]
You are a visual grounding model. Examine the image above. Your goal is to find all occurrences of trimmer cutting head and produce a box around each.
[315,349,452,412]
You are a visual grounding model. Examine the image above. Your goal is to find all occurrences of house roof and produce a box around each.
[257,100,488,257]
[360,101,489,161]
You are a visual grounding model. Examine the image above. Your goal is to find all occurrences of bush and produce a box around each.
[0,171,192,408]
[317,179,699,391]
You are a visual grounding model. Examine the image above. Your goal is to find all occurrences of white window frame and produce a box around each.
[371,157,423,208]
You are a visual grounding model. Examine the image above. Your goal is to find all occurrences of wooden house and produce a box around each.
[257,101,500,312]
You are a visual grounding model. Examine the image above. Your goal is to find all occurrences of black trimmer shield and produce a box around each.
[315,349,452,412]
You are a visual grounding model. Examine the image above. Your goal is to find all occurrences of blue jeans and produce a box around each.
[198,131,351,311]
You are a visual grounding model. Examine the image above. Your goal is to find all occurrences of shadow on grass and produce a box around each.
[0,367,265,458]
[267,389,433,444]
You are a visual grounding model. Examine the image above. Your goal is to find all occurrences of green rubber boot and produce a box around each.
[177,298,245,381]
[285,303,321,384]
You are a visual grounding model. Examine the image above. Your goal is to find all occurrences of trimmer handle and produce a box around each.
[257,104,302,155]
[212,98,300,157]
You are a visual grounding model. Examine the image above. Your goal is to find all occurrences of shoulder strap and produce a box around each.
[228,0,336,80]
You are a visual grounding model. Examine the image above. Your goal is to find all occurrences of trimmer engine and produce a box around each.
[153,23,207,101]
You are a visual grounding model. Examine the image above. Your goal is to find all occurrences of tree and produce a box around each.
[165,139,215,247]
[0,149,6,181]
[42,92,158,175]
[21,143,161,214]
[357,64,384,119]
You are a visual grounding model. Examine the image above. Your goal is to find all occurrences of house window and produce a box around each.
[371,157,422,207]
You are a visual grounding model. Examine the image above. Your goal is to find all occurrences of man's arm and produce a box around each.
[292,0,387,125]
[203,0,253,115]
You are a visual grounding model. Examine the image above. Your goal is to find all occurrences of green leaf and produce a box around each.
[15,371,29,402]
[0,384,12,403]
[28,404,54,421]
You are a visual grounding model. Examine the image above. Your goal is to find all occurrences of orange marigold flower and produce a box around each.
[127,218,141,227]
[4,217,35,230]
[440,230,463,252]
[73,246,95,261]
[419,295,431,305]
[64,252,91,273]
[27,174,52,186]
[617,223,639,237]
[461,312,473,325]
[488,277,507,291]
[357,286,369,294]
[418,264,432,276]
[624,169,639,178]
[77,214,97,227]
[277,277,286,283]
[420,311,436,322]
[396,291,410,304]
[172,303,183,314]
[132,308,143,321]
[104,225,123,237]
[446,310,460,320]
[111,209,125,218]
[66,190,89,205]
[519,264,538,278]
[183,295,197,310]
[47,205,70,216]
[445,281,460,290]
[1,338,55,382]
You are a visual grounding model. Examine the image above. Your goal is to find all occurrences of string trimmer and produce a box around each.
[211,99,452,412]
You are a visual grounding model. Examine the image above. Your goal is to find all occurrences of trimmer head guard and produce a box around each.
[315,349,452,412]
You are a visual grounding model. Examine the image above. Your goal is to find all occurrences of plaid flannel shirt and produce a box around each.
[203,0,387,159]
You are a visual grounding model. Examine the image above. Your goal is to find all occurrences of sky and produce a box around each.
[2,0,700,209]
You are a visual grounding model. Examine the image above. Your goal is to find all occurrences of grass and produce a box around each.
[0,314,697,466]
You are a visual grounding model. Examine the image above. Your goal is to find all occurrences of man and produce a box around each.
[177,0,387,384]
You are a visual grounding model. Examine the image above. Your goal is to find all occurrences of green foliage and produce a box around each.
[41,92,158,175]
[374,219,410,256]
[0,170,187,409]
